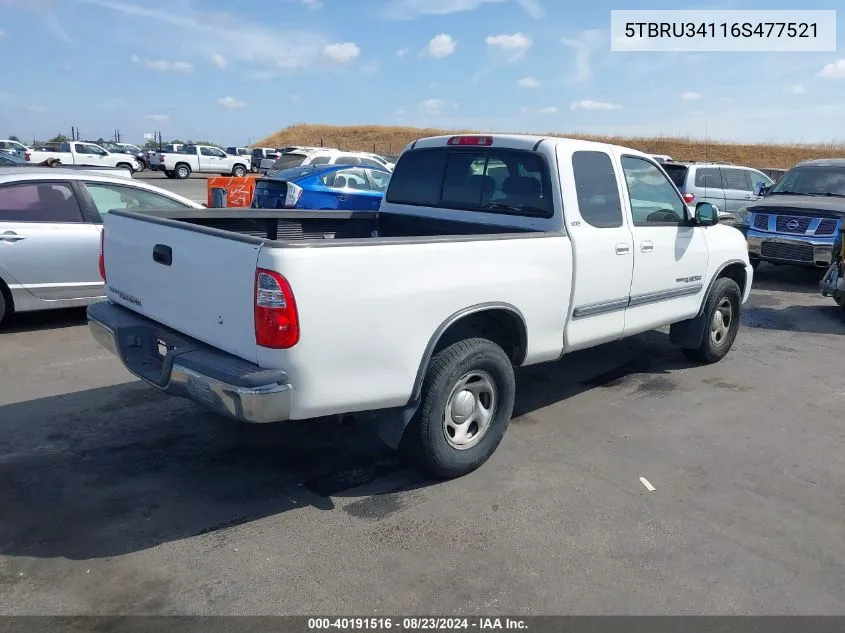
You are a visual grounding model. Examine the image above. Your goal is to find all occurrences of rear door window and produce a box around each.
[386,147,553,217]
[334,155,360,166]
[722,167,752,191]
[0,182,84,223]
[694,167,724,189]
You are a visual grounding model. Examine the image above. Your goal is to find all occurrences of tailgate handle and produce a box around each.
[152,244,172,266]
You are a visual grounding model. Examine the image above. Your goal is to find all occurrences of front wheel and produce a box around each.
[407,337,515,479]
[232,165,246,178]
[681,277,742,364]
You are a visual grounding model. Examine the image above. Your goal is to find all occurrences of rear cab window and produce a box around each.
[385,147,553,218]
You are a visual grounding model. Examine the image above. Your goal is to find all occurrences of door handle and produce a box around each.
[0,231,25,242]
[615,243,630,255]
[641,241,654,253]
[743,195,753,199]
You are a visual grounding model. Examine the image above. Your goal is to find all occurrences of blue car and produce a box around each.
[0,152,25,166]
[251,164,391,211]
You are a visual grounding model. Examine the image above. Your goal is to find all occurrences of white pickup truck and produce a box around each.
[25,142,142,172]
[87,134,753,479]
[150,144,249,179]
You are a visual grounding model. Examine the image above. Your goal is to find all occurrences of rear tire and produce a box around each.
[681,277,742,364]
[407,337,515,479]
[175,164,191,179]
[0,290,7,327]
[164,170,175,179]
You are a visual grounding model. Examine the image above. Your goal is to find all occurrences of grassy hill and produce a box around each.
[256,124,845,169]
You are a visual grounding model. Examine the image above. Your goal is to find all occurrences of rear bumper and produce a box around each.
[746,229,836,268]
[87,302,292,424]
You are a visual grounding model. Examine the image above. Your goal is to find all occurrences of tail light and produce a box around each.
[682,193,695,204]
[285,182,303,208]
[254,269,299,348]
[24,152,31,162]
[447,135,493,146]
[98,229,106,281]
[159,154,165,161]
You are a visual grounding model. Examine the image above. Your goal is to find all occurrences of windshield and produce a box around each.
[770,165,845,196]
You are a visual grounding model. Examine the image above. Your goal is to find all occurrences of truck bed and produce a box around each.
[117,208,539,245]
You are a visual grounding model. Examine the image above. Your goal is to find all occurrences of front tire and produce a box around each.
[0,291,7,327]
[232,165,246,178]
[750,257,760,270]
[681,277,742,364]
[408,337,515,479]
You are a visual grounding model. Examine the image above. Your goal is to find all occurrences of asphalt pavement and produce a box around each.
[134,170,216,205]
[2,265,845,614]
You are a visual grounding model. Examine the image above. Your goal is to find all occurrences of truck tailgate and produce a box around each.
[102,212,262,363]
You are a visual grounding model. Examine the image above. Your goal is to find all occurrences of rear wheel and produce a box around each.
[0,291,6,327]
[175,164,191,179]
[405,337,515,479]
[164,170,175,179]
[681,277,742,364]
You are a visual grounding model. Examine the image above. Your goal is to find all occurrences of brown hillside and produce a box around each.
[256,124,845,169]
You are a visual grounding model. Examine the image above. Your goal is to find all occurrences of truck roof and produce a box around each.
[0,166,135,180]
[407,133,651,158]
[794,158,845,167]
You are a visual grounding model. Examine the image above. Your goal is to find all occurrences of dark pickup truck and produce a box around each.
[733,158,845,270]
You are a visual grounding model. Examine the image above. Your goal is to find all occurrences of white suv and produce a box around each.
[262,148,395,175]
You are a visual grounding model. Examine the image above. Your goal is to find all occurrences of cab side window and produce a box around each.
[621,156,687,225]
[571,150,623,228]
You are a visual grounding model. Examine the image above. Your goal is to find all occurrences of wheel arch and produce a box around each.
[377,302,527,450]
[698,259,747,317]
[0,273,14,314]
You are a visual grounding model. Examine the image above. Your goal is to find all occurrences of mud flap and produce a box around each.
[669,313,707,349]
[376,403,419,449]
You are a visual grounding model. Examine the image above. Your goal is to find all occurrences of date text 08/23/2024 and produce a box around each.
[307,618,528,631]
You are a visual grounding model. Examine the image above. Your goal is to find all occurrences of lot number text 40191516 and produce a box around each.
[307,617,528,631]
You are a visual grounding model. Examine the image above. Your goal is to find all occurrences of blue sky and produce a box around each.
[1,0,844,146]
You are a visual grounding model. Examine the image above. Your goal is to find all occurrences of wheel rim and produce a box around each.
[443,370,497,450]
[710,297,733,346]
[178,167,188,178]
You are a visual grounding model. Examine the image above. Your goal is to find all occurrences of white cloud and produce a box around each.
[301,0,322,8]
[517,76,541,88]
[485,33,531,51]
[422,33,456,58]
[537,106,557,114]
[515,0,543,18]
[382,0,541,20]
[77,0,354,74]
[395,47,409,57]
[0,29,6,39]
[819,59,845,78]
[132,55,194,73]
[217,96,247,109]
[561,29,605,82]
[26,105,46,112]
[384,0,503,20]
[144,114,169,121]
[419,98,456,116]
[211,53,228,69]
[569,99,621,110]
[785,84,806,94]
[323,42,360,64]
[681,91,701,100]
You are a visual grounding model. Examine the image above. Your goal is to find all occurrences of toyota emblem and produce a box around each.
[786,219,800,231]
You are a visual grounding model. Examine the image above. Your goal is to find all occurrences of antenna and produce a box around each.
[703,117,709,203]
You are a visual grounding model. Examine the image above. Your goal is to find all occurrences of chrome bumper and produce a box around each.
[87,302,292,424]
[746,230,836,268]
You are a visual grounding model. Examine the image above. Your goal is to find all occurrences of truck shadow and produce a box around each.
[0,331,696,561]
[0,307,88,334]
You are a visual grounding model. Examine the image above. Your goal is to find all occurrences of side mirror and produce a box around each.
[753,181,769,197]
[695,202,718,226]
